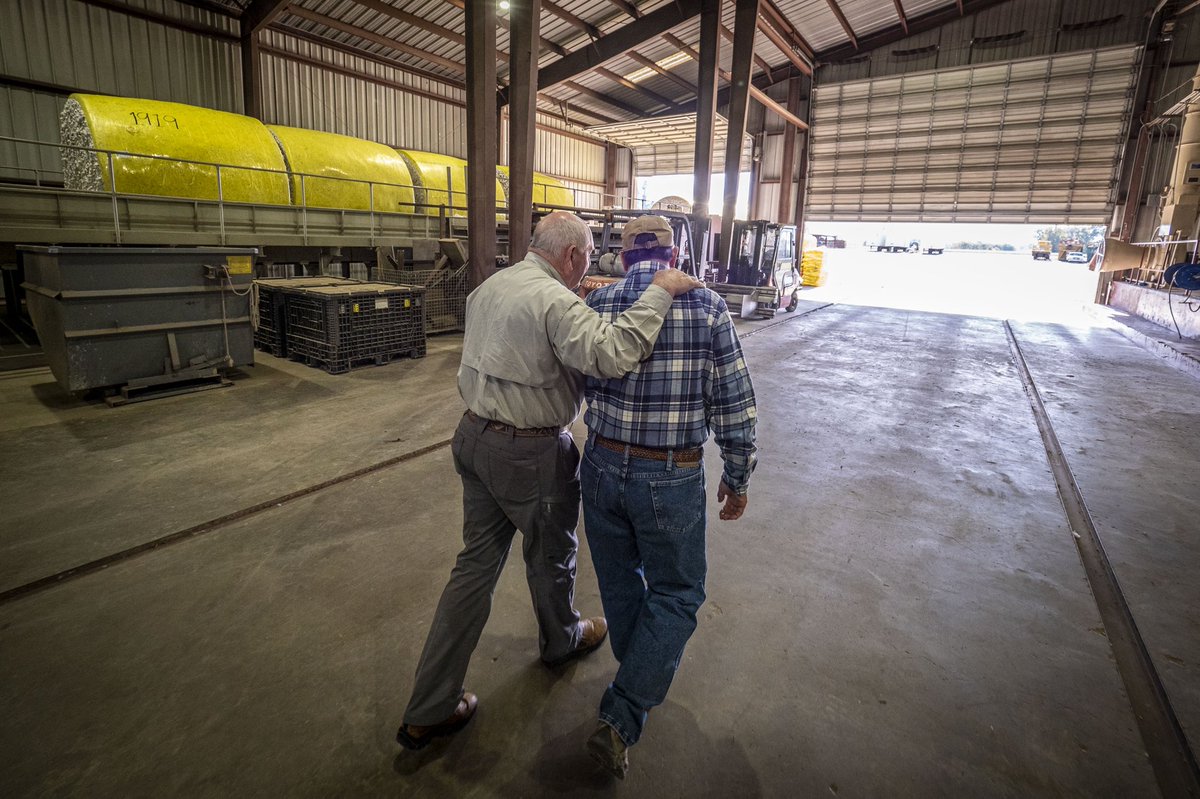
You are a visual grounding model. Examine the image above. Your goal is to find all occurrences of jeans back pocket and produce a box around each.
[649,469,705,534]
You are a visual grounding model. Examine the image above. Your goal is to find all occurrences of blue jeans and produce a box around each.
[580,436,707,747]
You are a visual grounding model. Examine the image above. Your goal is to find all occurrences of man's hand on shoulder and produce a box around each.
[651,268,705,298]
[717,480,748,521]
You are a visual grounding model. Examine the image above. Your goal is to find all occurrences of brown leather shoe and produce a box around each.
[545,617,608,667]
[396,692,478,750]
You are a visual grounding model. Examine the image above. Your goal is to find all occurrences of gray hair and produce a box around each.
[530,211,591,255]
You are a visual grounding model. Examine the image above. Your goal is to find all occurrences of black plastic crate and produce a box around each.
[283,282,426,374]
[253,277,359,357]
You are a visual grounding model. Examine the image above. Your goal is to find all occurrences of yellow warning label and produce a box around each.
[226,255,253,274]
[352,303,360,313]
[404,299,411,308]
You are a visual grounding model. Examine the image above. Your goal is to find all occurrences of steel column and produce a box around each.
[777,77,801,222]
[508,0,540,263]
[718,0,759,276]
[466,1,498,287]
[692,0,720,274]
[604,142,619,207]
[793,75,812,235]
[240,34,261,118]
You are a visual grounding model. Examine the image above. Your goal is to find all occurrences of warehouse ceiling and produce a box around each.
[184,0,997,129]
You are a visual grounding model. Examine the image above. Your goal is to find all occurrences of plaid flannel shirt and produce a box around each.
[584,260,758,494]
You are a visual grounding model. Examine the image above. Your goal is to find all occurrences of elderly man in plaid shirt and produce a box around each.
[580,215,758,778]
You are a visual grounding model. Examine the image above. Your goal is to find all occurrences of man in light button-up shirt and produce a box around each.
[397,211,702,751]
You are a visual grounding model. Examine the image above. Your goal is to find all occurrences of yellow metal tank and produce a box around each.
[267,125,415,213]
[495,165,576,208]
[60,94,290,205]
[395,150,506,216]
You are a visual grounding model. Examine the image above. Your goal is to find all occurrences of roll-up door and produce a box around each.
[808,46,1141,224]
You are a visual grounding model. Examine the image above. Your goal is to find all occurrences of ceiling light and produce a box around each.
[499,1,510,9]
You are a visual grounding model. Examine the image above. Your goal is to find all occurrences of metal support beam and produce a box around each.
[241,34,262,119]
[515,0,704,101]
[818,0,1012,62]
[719,24,773,74]
[756,16,812,77]
[692,0,720,274]
[824,0,859,50]
[627,52,696,93]
[604,142,619,207]
[509,0,540,263]
[719,0,759,277]
[287,6,466,75]
[239,0,290,120]
[545,0,602,39]
[562,80,646,117]
[793,75,811,235]
[241,0,291,36]
[594,66,681,110]
[892,0,909,33]
[466,1,498,287]
[777,77,801,223]
[759,0,814,60]
[77,0,237,41]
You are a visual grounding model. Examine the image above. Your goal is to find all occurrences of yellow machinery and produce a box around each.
[1032,240,1051,260]
[1057,239,1084,261]
[63,94,577,217]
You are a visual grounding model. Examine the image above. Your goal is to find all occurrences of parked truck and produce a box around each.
[1031,240,1052,260]
[867,235,919,253]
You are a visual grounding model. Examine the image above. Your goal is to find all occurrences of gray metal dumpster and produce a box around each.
[19,246,257,394]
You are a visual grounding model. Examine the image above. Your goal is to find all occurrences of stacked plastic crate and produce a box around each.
[283,283,426,374]
[253,277,358,357]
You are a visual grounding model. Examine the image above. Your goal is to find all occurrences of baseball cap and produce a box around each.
[621,215,674,250]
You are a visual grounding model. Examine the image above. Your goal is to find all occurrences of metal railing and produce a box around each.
[0,134,644,246]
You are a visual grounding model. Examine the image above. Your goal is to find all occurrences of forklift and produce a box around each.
[709,220,800,319]
[578,209,697,297]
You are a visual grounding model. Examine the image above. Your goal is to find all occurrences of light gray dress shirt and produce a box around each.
[458,252,672,428]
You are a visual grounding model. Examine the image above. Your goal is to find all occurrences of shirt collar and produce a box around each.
[622,259,672,286]
[525,251,567,288]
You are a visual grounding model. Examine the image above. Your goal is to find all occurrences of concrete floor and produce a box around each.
[1,298,1197,797]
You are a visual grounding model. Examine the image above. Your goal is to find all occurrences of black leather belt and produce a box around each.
[594,434,702,464]
[466,410,562,437]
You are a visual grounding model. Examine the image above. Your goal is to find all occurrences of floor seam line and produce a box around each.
[0,437,453,607]
[1004,319,1200,798]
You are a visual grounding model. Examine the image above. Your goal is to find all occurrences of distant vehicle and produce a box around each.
[813,234,846,249]
[1065,250,1088,264]
[1058,239,1085,261]
[868,235,919,253]
[922,244,944,255]
[1032,240,1052,260]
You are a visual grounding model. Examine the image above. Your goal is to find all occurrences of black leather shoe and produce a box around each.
[545,617,608,667]
[396,692,478,750]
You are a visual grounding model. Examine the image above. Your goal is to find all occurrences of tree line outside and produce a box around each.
[950,225,1106,252]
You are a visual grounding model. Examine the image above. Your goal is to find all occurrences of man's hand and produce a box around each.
[651,268,705,298]
[717,480,748,521]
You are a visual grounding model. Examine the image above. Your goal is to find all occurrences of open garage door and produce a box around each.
[808,46,1141,224]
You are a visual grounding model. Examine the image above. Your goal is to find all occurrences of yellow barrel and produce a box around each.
[396,149,507,216]
[268,125,415,213]
[495,166,576,208]
[60,94,290,204]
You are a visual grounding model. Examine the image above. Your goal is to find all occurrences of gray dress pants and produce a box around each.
[402,412,584,725]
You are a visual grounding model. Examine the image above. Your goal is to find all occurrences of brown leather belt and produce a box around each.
[466,410,563,437]
[594,434,702,464]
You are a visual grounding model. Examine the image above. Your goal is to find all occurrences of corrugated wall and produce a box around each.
[0,0,242,181]
[0,0,606,192]
[259,31,467,157]
[818,0,1158,83]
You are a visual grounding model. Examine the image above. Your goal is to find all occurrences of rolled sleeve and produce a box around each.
[550,285,672,378]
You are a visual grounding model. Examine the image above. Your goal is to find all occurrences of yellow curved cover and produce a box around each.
[495,166,575,208]
[67,94,290,204]
[397,150,506,216]
[268,126,415,213]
